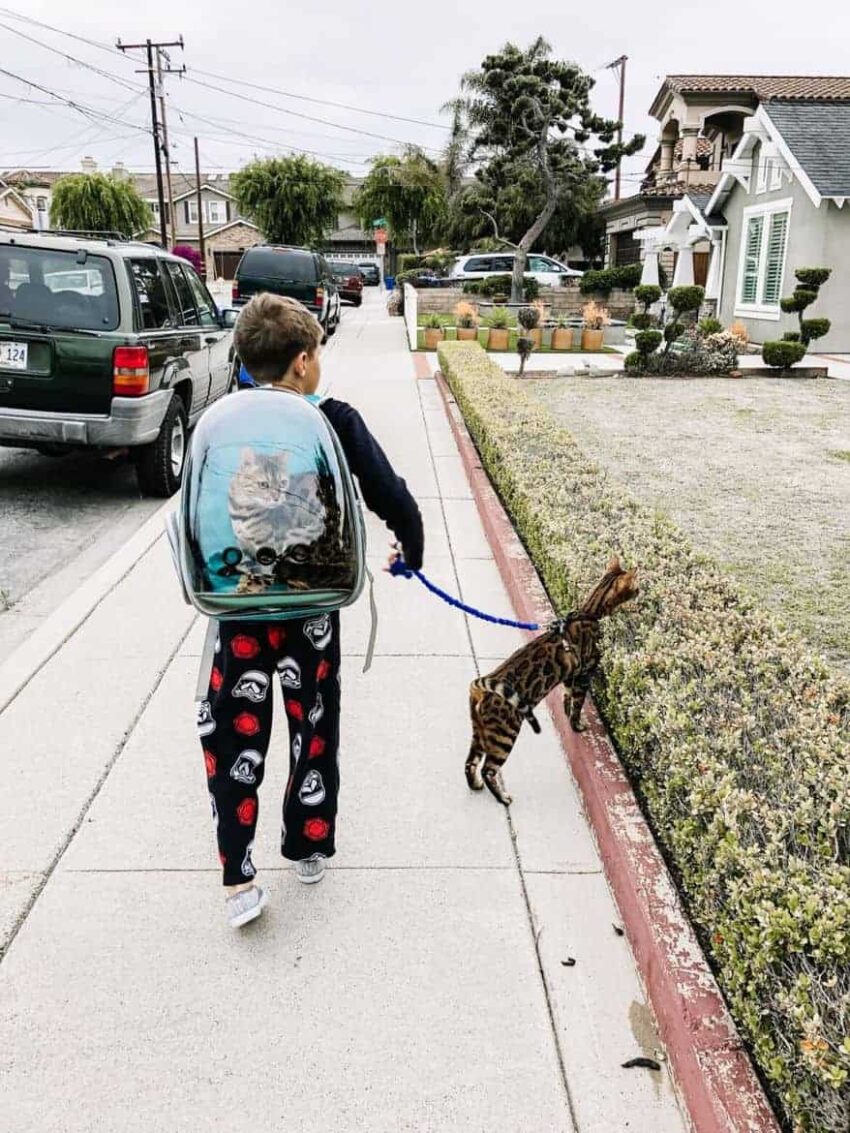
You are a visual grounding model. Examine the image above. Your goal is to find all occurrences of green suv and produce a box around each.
[0,231,238,496]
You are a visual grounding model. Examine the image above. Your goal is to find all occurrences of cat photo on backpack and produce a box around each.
[466,558,638,806]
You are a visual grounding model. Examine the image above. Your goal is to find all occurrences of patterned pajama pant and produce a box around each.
[196,612,341,887]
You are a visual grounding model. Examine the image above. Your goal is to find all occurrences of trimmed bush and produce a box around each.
[634,284,662,307]
[634,329,662,355]
[580,264,642,294]
[783,331,801,342]
[437,340,850,1133]
[796,267,831,288]
[396,253,424,274]
[517,305,540,331]
[802,318,831,343]
[763,341,807,369]
[629,312,653,330]
[781,290,818,314]
[667,285,704,317]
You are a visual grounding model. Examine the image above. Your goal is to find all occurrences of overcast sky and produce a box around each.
[4,0,850,198]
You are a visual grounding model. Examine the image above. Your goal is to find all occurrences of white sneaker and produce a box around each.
[295,854,326,885]
[226,884,268,928]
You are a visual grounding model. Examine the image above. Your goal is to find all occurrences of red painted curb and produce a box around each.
[428,360,780,1133]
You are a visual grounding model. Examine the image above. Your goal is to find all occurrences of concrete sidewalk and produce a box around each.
[0,293,688,1133]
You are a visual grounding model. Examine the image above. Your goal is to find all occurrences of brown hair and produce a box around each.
[233,293,321,383]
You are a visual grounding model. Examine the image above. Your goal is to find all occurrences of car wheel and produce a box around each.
[328,306,339,336]
[134,395,188,498]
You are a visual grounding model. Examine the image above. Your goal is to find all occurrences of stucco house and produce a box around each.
[634,77,850,351]
[0,182,33,230]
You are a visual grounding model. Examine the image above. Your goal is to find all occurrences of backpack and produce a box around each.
[166,387,366,623]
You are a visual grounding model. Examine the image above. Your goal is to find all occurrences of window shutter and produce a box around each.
[740,216,764,303]
[226,200,231,223]
[184,200,190,225]
[760,212,788,305]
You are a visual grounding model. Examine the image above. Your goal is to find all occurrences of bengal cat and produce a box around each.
[466,558,639,805]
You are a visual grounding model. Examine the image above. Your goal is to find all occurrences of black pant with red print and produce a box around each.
[197,612,340,886]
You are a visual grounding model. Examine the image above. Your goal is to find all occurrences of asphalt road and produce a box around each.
[0,286,359,620]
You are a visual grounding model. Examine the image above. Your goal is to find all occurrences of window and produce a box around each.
[164,261,199,326]
[148,200,161,218]
[465,257,493,273]
[35,195,47,211]
[128,259,174,330]
[736,199,791,317]
[186,199,199,225]
[183,265,219,327]
[756,151,784,194]
[529,256,556,272]
[491,255,513,272]
[206,199,227,225]
[0,246,119,331]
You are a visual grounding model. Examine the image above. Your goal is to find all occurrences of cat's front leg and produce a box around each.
[564,671,591,732]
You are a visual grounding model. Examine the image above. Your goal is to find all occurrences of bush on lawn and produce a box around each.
[396,253,424,274]
[463,274,540,301]
[763,340,807,369]
[438,339,850,1133]
[764,267,832,369]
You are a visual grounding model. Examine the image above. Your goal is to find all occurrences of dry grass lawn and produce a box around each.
[529,374,850,673]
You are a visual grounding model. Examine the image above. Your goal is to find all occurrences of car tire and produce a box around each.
[328,305,339,336]
[354,297,362,307]
[134,394,188,498]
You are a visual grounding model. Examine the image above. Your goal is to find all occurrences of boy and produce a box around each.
[200,293,423,928]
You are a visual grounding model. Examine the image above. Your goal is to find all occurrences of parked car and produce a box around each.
[232,246,341,340]
[358,262,381,286]
[0,230,238,497]
[450,252,582,288]
[328,261,363,306]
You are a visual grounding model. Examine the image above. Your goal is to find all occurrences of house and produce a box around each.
[631,77,850,351]
[0,181,34,230]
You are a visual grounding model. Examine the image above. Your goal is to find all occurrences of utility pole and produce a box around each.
[194,137,206,280]
[606,55,628,200]
[156,47,185,246]
[117,35,184,248]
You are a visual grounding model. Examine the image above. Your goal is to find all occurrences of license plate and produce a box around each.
[0,342,28,370]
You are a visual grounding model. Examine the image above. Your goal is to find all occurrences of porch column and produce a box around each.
[678,127,700,183]
[672,245,695,287]
[640,251,660,286]
[704,240,722,300]
[659,139,675,174]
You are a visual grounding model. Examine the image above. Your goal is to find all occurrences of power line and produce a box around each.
[0,66,151,134]
[0,19,144,94]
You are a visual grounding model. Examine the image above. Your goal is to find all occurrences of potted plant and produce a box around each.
[487,307,511,350]
[551,313,573,351]
[581,300,610,351]
[423,314,445,350]
[454,301,480,342]
[517,304,542,348]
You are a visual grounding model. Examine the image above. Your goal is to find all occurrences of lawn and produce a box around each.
[530,375,850,672]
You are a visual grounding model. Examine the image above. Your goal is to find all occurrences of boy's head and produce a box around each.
[234,293,322,393]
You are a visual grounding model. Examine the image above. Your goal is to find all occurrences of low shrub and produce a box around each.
[396,253,424,274]
[171,244,202,272]
[634,329,663,356]
[698,317,723,335]
[580,264,642,294]
[454,300,479,329]
[438,340,850,1133]
[487,306,511,329]
[765,267,832,367]
[467,273,539,301]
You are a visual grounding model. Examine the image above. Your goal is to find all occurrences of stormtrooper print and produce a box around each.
[231,670,270,704]
[199,615,341,887]
[303,614,332,650]
[230,750,263,786]
[299,770,326,807]
[197,700,216,737]
[276,656,301,689]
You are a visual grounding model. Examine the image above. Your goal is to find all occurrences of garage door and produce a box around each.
[213,251,243,280]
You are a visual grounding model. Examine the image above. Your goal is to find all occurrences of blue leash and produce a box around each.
[389,559,540,632]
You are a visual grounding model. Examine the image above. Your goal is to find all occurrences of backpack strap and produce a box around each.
[362,565,378,674]
[195,617,220,701]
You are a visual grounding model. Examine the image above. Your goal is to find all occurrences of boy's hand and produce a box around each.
[384,542,402,573]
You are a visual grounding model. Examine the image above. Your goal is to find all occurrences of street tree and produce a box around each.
[353,148,446,255]
[454,37,643,299]
[230,156,346,246]
[50,173,152,238]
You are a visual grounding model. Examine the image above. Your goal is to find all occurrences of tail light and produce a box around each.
[349,275,361,288]
[231,281,240,302]
[113,345,150,397]
[315,286,325,307]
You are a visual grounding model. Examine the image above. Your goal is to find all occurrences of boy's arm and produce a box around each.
[322,400,424,571]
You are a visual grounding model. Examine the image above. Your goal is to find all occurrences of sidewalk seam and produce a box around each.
[430,360,780,1133]
[0,614,197,963]
[416,359,581,1133]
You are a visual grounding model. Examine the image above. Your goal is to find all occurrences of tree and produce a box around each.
[454,38,643,300]
[50,173,152,238]
[230,155,346,246]
[353,147,447,255]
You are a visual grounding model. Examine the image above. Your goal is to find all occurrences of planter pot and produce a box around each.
[552,328,573,350]
[488,328,510,350]
[457,327,478,341]
[424,328,444,350]
[581,328,604,351]
[492,294,509,304]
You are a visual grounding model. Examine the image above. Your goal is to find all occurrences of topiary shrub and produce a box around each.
[634,329,663,356]
[517,305,540,331]
[629,313,653,330]
[763,266,831,368]
[762,340,807,369]
[783,331,801,342]
[634,284,662,308]
[667,285,704,320]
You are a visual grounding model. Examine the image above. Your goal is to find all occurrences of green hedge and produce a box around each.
[437,340,850,1133]
[580,264,642,294]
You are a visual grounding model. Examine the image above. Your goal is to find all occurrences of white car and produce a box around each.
[450,252,582,288]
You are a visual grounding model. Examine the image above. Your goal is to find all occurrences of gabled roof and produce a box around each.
[707,101,850,215]
[662,75,850,101]
[762,101,850,198]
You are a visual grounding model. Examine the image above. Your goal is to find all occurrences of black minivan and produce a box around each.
[231,246,341,341]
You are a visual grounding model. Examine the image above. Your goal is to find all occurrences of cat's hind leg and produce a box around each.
[479,703,522,807]
[466,683,486,791]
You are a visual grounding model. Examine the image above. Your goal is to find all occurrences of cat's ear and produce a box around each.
[606,555,622,574]
[240,447,259,466]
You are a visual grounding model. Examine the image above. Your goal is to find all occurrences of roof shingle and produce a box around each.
[665,75,850,101]
[764,100,850,197]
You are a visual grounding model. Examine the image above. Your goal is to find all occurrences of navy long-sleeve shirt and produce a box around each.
[321,398,424,572]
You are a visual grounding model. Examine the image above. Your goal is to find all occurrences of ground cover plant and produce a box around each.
[438,340,850,1132]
